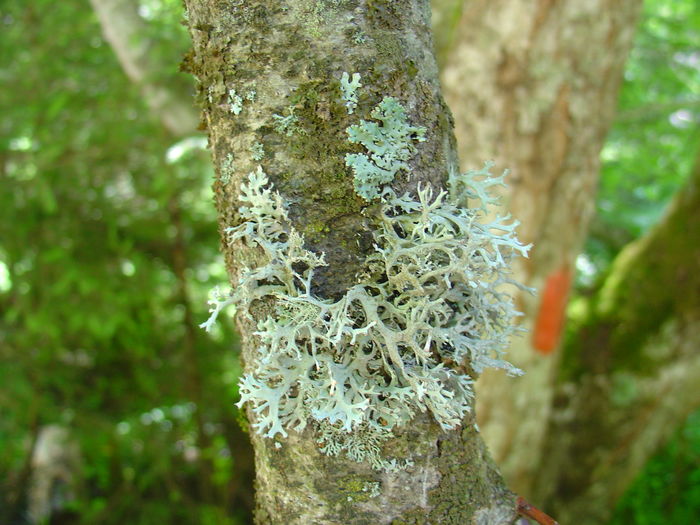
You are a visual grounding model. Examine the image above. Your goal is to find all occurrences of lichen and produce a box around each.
[251,141,265,161]
[340,72,362,114]
[218,154,236,185]
[202,89,530,472]
[203,169,528,468]
[272,106,303,136]
[337,476,382,503]
[228,88,243,115]
[345,97,426,200]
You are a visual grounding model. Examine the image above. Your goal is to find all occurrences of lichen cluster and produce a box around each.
[202,80,530,470]
[345,96,426,201]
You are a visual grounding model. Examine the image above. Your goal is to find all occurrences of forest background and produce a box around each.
[1,0,698,524]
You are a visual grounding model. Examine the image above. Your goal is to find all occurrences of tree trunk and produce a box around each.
[183,1,521,523]
[439,0,642,496]
[533,148,700,524]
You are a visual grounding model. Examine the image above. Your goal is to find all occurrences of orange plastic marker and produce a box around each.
[532,265,572,354]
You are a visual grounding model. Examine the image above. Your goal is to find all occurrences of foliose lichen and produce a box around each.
[272,106,303,136]
[202,84,530,471]
[345,96,426,201]
[340,72,362,114]
[228,88,243,115]
[219,153,235,184]
[251,141,265,161]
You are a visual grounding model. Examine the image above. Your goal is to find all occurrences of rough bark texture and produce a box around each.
[534,151,700,524]
[183,0,517,523]
[439,0,642,496]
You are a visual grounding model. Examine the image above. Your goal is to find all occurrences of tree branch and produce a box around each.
[89,0,198,136]
[517,496,559,525]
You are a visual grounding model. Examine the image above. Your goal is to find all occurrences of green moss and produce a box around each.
[235,407,250,435]
[390,422,513,524]
[335,475,381,503]
[366,0,407,30]
[303,220,330,241]
[274,79,366,228]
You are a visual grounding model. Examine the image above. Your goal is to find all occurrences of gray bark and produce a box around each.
[439,0,642,496]
[183,1,518,523]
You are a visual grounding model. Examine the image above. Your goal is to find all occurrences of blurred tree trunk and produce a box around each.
[90,0,199,135]
[183,0,519,523]
[534,148,700,524]
[438,0,642,497]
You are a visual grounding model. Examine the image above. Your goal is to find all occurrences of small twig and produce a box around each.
[516,496,559,525]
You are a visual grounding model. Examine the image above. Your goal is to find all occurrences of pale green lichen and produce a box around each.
[345,97,426,200]
[363,481,381,498]
[272,106,303,136]
[340,72,362,114]
[203,170,529,468]
[251,141,265,161]
[202,91,530,471]
[352,30,368,44]
[318,422,412,472]
[219,153,235,184]
[228,89,243,115]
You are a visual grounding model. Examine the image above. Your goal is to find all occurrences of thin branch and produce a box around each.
[516,496,559,525]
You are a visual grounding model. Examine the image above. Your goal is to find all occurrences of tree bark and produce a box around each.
[439,0,642,496]
[533,148,700,524]
[183,1,518,523]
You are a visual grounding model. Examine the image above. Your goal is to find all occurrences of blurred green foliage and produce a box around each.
[611,411,700,525]
[583,0,700,278]
[0,0,252,523]
[581,0,700,522]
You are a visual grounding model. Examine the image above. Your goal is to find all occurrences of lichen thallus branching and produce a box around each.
[201,73,531,471]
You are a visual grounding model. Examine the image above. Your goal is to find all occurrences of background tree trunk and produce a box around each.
[533,148,700,524]
[439,0,642,497]
[184,0,518,523]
